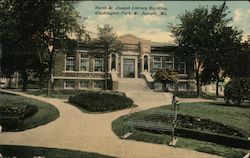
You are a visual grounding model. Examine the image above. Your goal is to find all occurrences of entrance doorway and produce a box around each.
[123,59,135,78]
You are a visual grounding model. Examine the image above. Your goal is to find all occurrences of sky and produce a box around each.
[76,1,250,43]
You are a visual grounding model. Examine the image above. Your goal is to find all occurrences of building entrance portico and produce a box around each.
[121,56,138,78]
[123,59,135,78]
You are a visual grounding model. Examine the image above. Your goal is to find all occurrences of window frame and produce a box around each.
[177,62,186,74]
[178,82,187,91]
[64,80,75,89]
[152,57,162,72]
[79,80,88,89]
[165,57,174,70]
[65,56,75,71]
[93,80,104,89]
[79,54,89,72]
[94,58,104,72]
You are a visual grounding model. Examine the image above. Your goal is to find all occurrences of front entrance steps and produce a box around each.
[118,78,172,109]
[118,78,153,92]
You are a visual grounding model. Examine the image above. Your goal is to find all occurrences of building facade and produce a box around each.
[53,34,195,91]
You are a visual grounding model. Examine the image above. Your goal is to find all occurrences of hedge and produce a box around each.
[174,128,250,149]
[69,91,133,112]
[136,127,250,149]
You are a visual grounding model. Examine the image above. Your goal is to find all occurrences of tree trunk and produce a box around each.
[8,75,12,89]
[21,71,28,91]
[47,52,54,96]
[38,66,44,91]
[195,70,200,97]
[216,79,219,97]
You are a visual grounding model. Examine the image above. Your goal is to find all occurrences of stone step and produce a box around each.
[118,78,152,92]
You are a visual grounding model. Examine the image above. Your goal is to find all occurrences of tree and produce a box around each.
[224,77,250,105]
[223,41,250,78]
[155,68,178,91]
[170,3,243,97]
[43,1,87,96]
[0,0,87,93]
[91,25,124,91]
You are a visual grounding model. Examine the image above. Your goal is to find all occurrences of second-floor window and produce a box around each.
[177,62,186,74]
[80,54,89,71]
[153,57,162,72]
[66,56,75,71]
[165,56,174,70]
[94,58,103,72]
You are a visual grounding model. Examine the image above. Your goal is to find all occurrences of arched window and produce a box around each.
[144,55,148,71]
[111,54,116,71]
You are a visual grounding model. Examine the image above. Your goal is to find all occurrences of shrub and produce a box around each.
[224,77,250,105]
[155,68,178,83]
[69,92,133,112]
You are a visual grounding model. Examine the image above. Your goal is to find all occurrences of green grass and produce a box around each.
[112,102,250,157]
[25,89,126,100]
[25,89,84,99]
[0,145,114,158]
[0,92,59,131]
[177,102,250,136]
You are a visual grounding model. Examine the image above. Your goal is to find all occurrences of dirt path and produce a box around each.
[0,90,221,158]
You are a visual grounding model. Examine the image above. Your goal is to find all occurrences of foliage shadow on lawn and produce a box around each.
[0,145,114,158]
[112,102,250,158]
[0,92,59,131]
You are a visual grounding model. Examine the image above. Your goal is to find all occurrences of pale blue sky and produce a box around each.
[77,1,250,43]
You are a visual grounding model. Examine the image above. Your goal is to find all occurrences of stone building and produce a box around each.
[52,34,195,91]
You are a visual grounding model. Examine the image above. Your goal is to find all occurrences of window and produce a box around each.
[177,62,186,74]
[111,54,116,71]
[153,57,162,72]
[154,82,162,91]
[79,80,88,89]
[166,83,174,91]
[80,54,89,71]
[144,55,149,71]
[165,56,174,70]
[178,82,187,91]
[94,80,103,89]
[66,56,75,71]
[94,58,103,72]
[64,80,74,89]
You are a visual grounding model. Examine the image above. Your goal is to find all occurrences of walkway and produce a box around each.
[0,90,221,158]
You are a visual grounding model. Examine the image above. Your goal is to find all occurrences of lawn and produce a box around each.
[0,92,59,131]
[0,145,114,158]
[112,102,250,158]
[25,89,84,99]
[177,102,250,136]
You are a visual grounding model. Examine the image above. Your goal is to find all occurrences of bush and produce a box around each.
[224,77,250,105]
[69,92,133,112]
[154,68,178,83]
